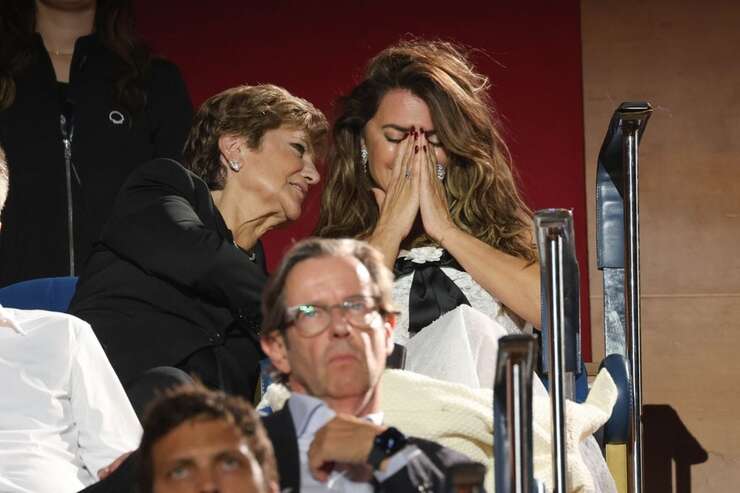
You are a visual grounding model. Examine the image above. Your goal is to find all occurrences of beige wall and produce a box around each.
[581,0,740,490]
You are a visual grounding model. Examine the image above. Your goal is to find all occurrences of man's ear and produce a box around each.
[260,331,291,375]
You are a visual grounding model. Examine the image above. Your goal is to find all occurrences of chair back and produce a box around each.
[0,276,78,312]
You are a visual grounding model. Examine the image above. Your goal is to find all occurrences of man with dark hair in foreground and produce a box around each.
[137,383,279,493]
[260,237,483,492]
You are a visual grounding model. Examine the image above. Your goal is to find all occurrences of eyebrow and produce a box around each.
[287,129,311,147]
[166,458,195,471]
[214,449,245,461]
[292,293,369,307]
[292,137,314,157]
[381,124,437,135]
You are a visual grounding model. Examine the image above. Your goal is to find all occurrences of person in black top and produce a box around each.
[69,84,328,401]
[0,0,193,286]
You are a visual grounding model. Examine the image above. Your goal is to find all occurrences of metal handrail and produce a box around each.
[494,334,540,493]
[595,102,653,493]
[535,208,580,492]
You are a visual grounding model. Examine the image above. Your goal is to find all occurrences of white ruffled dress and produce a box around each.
[392,246,529,389]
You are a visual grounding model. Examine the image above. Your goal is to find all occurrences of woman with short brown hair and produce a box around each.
[70,84,328,402]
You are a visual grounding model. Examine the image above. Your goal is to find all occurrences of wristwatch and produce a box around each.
[367,426,408,470]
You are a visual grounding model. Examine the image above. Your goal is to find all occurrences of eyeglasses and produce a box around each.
[284,295,385,337]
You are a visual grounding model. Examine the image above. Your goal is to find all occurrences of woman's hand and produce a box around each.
[368,129,422,263]
[419,131,456,244]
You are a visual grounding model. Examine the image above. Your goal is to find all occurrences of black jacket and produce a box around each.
[0,33,192,286]
[263,403,482,493]
[69,159,267,385]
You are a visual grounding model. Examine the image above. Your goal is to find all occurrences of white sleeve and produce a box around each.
[70,318,143,478]
[374,444,422,482]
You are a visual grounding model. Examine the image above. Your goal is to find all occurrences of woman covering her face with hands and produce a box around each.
[316,40,540,388]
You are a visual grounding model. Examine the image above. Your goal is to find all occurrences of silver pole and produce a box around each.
[624,123,643,493]
[535,208,576,493]
[494,334,538,493]
[546,232,568,493]
[512,361,524,493]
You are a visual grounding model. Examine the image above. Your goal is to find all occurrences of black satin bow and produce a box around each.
[394,250,470,335]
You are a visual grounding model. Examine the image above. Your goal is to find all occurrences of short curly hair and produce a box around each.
[137,383,278,493]
[183,84,328,190]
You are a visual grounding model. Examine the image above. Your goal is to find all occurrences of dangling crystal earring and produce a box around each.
[436,163,446,180]
[360,146,369,174]
[229,159,241,172]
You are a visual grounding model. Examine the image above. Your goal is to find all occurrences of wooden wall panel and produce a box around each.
[581,0,740,489]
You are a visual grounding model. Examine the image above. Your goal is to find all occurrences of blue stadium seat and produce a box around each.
[0,276,78,312]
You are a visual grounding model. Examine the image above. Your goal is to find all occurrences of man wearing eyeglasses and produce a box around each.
[260,237,481,492]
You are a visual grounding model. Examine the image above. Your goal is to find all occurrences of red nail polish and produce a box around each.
[420,127,425,134]
[423,145,427,151]
[415,145,419,154]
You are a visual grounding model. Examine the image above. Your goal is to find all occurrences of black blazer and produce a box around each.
[0,33,192,286]
[262,403,482,493]
[69,159,267,385]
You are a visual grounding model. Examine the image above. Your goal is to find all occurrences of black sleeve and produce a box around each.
[262,408,301,493]
[148,60,193,161]
[379,438,487,493]
[100,159,267,314]
[75,451,137,493]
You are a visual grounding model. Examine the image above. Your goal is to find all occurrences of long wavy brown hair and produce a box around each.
[316,39,536,262]
[0,0,152,114]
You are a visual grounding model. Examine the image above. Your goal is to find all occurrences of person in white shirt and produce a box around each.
[0,146,142,493]
[259,237,484,492]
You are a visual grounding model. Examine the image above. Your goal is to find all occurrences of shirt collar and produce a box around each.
[288,393,334,438]
[0,304,26,335]
[287,393,385,437]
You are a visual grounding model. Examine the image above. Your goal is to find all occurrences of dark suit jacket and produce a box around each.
[69,159,267,385]
[262,403,483,492]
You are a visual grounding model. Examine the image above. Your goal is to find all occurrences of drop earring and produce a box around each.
[436,163,446,180]
[360,146,369,174]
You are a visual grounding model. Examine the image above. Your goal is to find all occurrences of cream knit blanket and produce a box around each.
[259,368,618,492]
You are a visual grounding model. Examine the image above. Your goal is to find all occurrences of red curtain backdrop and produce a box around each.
[134,0,592,359]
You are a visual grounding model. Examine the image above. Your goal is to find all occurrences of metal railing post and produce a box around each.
[494,334,539,493]
[595,102,652,493]
[623,116,644,493]
[535,209,578,492]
